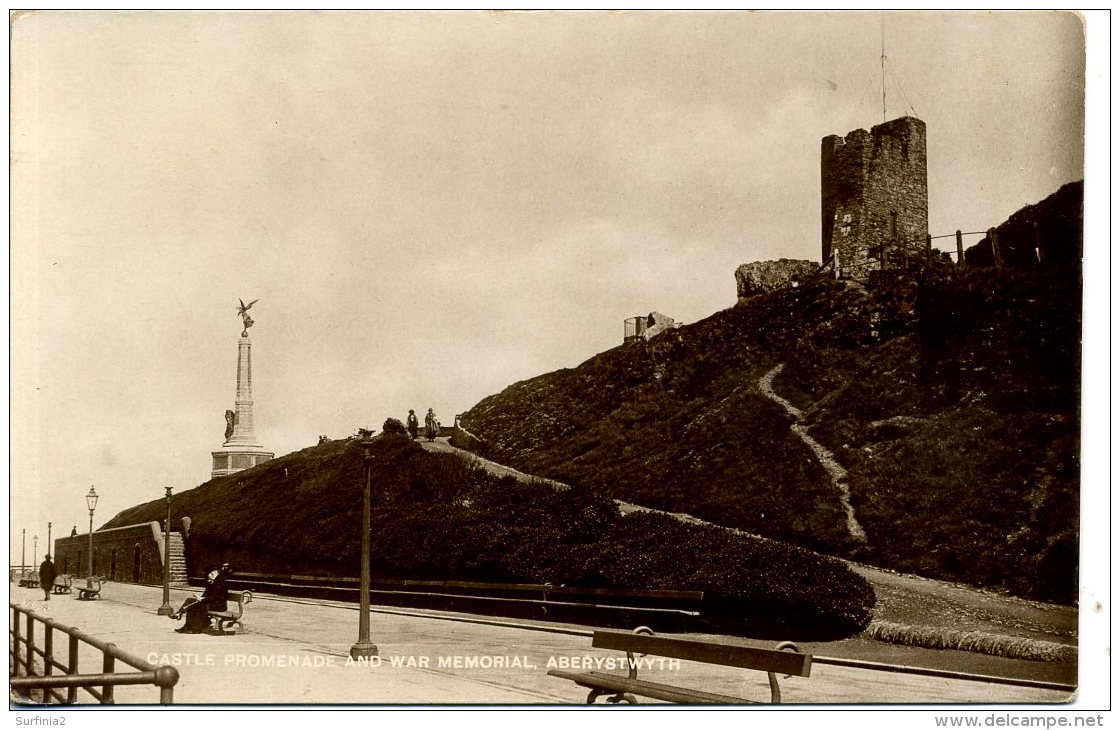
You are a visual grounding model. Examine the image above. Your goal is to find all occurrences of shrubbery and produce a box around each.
[370,444,874,638]
[381,417,408,437]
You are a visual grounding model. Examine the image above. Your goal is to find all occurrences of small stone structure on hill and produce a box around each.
[624,312,679,343]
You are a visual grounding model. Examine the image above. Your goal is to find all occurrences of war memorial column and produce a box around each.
[211,299,274,479]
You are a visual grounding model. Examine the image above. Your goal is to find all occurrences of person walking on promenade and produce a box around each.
[424,408,439,442]
[407,409,419,440]
[173,563,232,634]
[38,555,57,601]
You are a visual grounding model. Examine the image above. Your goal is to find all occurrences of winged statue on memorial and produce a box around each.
[237,298,259,335]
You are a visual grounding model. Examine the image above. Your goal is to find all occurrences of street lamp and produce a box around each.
[86,486,99,578]
[349,440,378,660]
[157,486,174,616]
[47,523,52,561]
[33,535,38,568]
[21,528,26,578]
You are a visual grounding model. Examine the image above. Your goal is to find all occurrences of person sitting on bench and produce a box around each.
[172,563,231,634]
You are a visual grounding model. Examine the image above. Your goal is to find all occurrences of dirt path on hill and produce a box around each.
[419,437,570,491]
[758,363,867,542]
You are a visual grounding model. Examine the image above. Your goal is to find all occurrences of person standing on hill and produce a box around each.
[424,408,439,442]
[407,409,419,440]
[38,555,57,601]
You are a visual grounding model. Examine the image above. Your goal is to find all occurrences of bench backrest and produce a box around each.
[54,574,72,585]
[591,631,812,677]
[228,590,252,608]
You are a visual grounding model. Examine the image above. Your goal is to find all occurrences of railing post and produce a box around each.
[956,230,964,265]
[67,632,80,704]
[12,604,23,671]
[154,665,179,705]
[26,613,35,681]
[44,621,54,678]
[12,606,22,674]
[989,228,1003,268]
[102,646,116,704]
[43,621,55,704]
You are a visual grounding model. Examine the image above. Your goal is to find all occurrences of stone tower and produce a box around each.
[211,312,274,479]
[821,116,928,274]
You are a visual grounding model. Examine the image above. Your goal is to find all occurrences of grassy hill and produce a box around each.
[104,434,875,639]
[459,263,1080,604]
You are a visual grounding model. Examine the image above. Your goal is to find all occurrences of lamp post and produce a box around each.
[157,486,174,616]
[47,523,52,561]
[86,486,99,578]
[21,529,26,577]
[33,535,38,568]
[349,440,378,660]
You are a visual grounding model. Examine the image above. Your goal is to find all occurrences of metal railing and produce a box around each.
[813,653,1076,693]
[10,603,179,705]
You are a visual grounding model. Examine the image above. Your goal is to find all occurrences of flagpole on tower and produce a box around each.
[881,17,887,123]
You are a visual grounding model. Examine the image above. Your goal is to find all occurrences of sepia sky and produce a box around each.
[9,11,1094,552]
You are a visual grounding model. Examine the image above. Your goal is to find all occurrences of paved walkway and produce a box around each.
[9,583,1070,706]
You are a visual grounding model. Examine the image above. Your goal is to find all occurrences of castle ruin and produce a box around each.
[821,116,928,275]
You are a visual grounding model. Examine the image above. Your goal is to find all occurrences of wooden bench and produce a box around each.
[208,590,252,634]
[51,574,74,594]
[77,576,106,600]
[18,572,40,588]
[548,628,812,704]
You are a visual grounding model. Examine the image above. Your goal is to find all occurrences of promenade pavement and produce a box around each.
[9,582,1071,706]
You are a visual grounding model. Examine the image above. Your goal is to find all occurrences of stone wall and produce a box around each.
[52,521,165,584]
[735,259,820,299]
[822,116,928,274]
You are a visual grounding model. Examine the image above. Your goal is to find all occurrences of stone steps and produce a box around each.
[164,532,189,584]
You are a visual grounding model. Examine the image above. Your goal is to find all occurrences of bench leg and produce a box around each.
[587,689,637,705]
[210,618,241,635]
